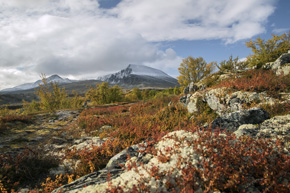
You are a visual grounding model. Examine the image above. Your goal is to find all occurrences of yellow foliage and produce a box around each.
[86,82,124,105]
[177,56,215,86]
[246,30,290,68]
[36,74,68,112]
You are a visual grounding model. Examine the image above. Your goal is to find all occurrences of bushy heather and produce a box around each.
[0,148,59,191]
[1,94,289,192]
[214,69,290,97]
[69,96,193,177]
[105,130,290,193]
[0,114,32,131]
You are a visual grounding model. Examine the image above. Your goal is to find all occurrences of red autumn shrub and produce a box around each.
[106,129,290,193]
[0,115,33,131]
[0,148,59,191]
[214,69,290,97]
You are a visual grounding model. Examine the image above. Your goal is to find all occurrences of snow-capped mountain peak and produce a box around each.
[33,74,72,86]
[47,74,62,81]
[1,74,73,92]
[99,64,172,81]
[98,64,179,87]
[127,64,169,77]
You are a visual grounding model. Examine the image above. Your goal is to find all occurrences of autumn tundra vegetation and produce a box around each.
[0,31,290,192]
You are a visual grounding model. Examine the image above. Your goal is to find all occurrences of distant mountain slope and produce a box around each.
[0,79,103,105]
[98,64,179,88]
[1,74,74,92]
[0,65,179,105]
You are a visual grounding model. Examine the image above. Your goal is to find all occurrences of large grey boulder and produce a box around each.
[270,51,290,76]
[234,114,290,139]
[205,88,276,115]
[53,130,202,193]
[52,143,146,193]
[183,82,200,94]
[204,88,227,115]
[272,52,290,70]
[182,87,276,116]
[179,95,188,104]
[186,92,203,113]
[210,108,270,132]
[234,124,260,138]
[276,65,290,76]
[258,114,290,138]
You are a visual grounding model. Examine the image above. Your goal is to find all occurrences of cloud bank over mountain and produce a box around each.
[0,0,276,89]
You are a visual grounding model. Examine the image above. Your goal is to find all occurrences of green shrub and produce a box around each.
[216,55,243,72]
[36,75,68,112]
[85,82,124,105]
[245,31,290,68]
[0,105,10,117]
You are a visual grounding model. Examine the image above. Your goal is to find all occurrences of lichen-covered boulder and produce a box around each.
[210,108,270,132]
[183,82,199,94]
[276,64,290,76]
[269,51,290,76]
[204,88,228,115]
[258,114,290,138]
[272,52,290,70]
[52,143,146,193]
[234,114,290,140]
[53,131,202,193]
[182,87,276,116]
[234,124,259,138]
[186,92,203,113]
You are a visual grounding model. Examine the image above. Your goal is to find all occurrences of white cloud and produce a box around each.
[0,68,39,89]
[0,0,276,90]
[272,28,290,34]
[0,0,49,8]
[113,0,275,42]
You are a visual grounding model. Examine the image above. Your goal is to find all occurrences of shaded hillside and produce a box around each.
[0,80,102,105]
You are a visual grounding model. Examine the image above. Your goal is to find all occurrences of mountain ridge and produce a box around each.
[1,74,74,93]
[98,64,179,88]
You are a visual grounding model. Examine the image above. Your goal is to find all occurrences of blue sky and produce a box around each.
[0,0,289,90]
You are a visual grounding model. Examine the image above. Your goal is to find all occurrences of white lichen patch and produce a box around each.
[69,137,106,151]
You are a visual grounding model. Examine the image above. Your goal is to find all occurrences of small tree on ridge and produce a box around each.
[177,56,215,86]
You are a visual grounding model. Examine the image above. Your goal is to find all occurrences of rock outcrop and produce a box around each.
[180,87,276,116]
[52,144,146,193]
[179,51,290,137]
[210,107,270,132]
[183,82,200,94]
[264,50,290,75]
[53,131,202,193]
[53,126,289,192]
[234,114,290,139]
